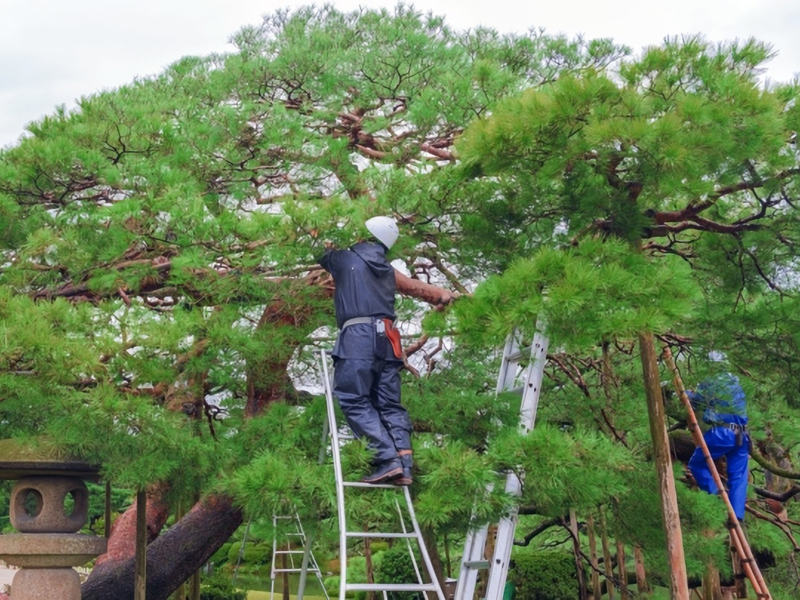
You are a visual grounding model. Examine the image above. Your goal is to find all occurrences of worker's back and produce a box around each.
[320,241,397,328]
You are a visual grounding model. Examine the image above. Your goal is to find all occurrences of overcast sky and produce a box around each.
[1,0,798,148]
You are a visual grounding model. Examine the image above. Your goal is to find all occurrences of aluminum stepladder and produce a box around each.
[454,328,549,600]
[319,349,446,600]
[269,512,330,600]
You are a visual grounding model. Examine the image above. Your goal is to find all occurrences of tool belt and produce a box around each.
[341,317,403,360]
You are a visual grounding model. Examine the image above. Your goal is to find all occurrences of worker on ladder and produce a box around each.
[319,216,413,486]
[687,370,750,523]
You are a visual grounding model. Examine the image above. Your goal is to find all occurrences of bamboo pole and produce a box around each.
[662,346,770,599]
[135,490,147,600]
[639,333,689,599]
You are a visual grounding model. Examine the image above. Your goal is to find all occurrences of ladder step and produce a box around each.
[464,560,491,569]
[346,532,416,539]
[272,568,322,574]
[346,583,438,592]
[505,350,526,362]
[343,481,400,489]
[274,550,307,554]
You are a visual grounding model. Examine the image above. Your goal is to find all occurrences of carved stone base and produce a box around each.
[11,568,80,600]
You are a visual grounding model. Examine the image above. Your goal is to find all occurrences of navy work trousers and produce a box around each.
[333,356,412,464]
[689,427,750,521]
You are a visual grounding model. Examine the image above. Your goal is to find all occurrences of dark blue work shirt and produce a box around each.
[319,242,398,361]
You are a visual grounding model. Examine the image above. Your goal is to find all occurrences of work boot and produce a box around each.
[395,453,413,486]
[361,458,402,484]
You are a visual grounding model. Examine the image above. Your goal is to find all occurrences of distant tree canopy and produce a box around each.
[1,5,799,598]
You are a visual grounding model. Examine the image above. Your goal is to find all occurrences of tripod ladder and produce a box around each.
[269,512,330,600]
[454,329,549,600]
[319,349,446,600]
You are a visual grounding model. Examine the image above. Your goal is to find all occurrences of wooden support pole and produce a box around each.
[173,501,187,600]
[662,346,771,600]
[135,490,147,600]
[104,480,112,539]
[639,332,689,599]
[600,508,615,600]
[587,514,602,600]
[570,511,588,600]
[189,570,200,600]
[731,550,748,598]
[616,540,629,600]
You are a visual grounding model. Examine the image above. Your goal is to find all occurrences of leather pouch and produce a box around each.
[383,318,403,359]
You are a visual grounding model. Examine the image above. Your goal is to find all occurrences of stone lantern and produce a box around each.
[0,440,107,600]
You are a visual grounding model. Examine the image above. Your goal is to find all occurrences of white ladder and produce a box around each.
[319,349,446,600]
[269,512,330,600]
[454,329,549,600]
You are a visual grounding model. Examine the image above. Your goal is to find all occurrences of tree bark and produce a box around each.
[91,485,171,580]
[639,332,689,599]
[82,494,243,600]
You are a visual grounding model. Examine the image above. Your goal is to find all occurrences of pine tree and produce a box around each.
[2,6,799,598]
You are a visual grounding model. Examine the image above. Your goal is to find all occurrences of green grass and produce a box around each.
[247,592,325,600]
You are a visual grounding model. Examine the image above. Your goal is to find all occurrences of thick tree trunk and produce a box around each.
[82,494,243,600]
[639,332,689,599]
[91,485,171,577]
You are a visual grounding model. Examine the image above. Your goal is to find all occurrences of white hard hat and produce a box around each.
[365,216,399,249]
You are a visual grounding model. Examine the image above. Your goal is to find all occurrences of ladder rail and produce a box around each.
[455,327,549,600]
[395,497,425,586]
[320,350,349,600]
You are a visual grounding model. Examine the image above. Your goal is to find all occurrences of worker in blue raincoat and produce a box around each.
[319,216,413,485]
[687,372,750,522]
